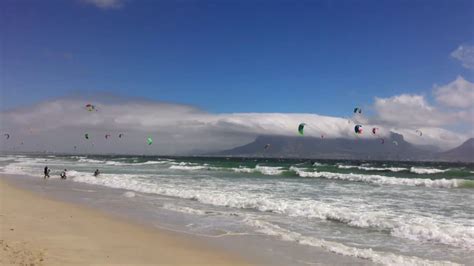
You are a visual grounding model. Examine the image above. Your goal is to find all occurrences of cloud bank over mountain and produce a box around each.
[1,76,472,154]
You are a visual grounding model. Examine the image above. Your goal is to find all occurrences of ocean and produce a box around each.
[1,154,473,265]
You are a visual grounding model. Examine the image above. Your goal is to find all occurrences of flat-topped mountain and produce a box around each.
[216,133,435,161]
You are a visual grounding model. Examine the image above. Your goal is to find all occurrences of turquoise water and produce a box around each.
[1,154,473,265]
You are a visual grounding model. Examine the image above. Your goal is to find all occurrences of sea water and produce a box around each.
[1,154,473,265]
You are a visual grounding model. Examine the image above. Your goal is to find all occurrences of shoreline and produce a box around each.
[0,177,249,265]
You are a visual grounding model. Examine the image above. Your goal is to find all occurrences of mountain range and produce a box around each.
[215,133,474,162]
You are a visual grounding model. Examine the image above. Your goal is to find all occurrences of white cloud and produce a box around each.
[1,96,469,154]
[451,45,474,70]
[391,127,468,150]
[82,0,125,9]
[373,94,452,127]
[373,76,474,129]
[2,78,473,155]
[434,76,474,108]
[0,99,394,154]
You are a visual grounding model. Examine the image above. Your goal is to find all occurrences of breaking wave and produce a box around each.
[77,158,105,164]
[105,160,171,166]
[167,163,286,176]
[337,165,407,172]
[410,167,449,174]
[232,165,285,175]
[291,167,471,189]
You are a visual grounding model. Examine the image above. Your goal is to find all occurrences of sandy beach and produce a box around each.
[0,177,248,265]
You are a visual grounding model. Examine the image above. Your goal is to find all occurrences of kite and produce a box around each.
[264,144,271,150]
[353,107,362,114]
[85,104,97,112]
[85,133,90,140]
[147,137,153,145]
[298,123,306,136]
[118,133,124,138]
[354,125,363,134]
[105,134,111,139]
[372,127,378,135]
[4,133,10,140]
[415,129,423,137]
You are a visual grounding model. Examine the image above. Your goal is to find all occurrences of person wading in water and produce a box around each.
[44,166,50,179]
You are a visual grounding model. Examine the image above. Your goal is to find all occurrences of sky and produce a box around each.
[1,0,473,154]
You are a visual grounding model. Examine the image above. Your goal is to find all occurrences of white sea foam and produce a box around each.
[77,158,105,164]
[291,167,462,188]
[337,165,407,172]
[104,161,126,165]
[123,191,136,198]
[66,170,82,177]
[69,171,474,250]
[169,165,209,171]
[244,218,460,266]
[232,167,255,173]
[70,156,87,159]
[162,203,208,216]
[390,217,474,251]
[2,159,47,177]
[255,165,285,175]
[104,160,171,166]
[168,162,211,170]
[0,156,18,161]
[232,165,284,175]
[2,164,33,176]
[410,167,449,174]
[169,164,286,175]
[136,160,170,165]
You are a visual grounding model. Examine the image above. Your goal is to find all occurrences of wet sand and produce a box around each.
[0,178,248,265]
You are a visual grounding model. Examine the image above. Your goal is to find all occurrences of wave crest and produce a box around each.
[291,167,464,188]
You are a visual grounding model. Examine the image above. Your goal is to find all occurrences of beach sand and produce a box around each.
[0,178,248,265]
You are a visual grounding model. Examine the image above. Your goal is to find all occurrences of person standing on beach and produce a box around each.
[44,166,50,179]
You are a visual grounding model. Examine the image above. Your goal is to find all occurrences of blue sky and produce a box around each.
[2,0,473,117]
